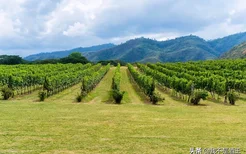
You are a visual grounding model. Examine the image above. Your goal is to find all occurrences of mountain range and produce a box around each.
[24,44,115,61]
[85,36,218,63]
[220,41,246,59]
[24,32,246,62]
[208,32,246,55]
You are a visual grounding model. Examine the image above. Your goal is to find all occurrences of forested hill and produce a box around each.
[23,31,246,63]
[221,42,246,59]
[208,32,246,55]
[24,44,115,61]
[86,36,218,62]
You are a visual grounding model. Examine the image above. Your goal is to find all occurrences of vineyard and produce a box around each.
[1,59,246,104]
[133,59,246,105]
[0,60,246,153]
[0,63,110,101]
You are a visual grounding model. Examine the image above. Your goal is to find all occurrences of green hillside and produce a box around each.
[158,35,218,62]
[208,32,246,54]
[87,36,218,62]
[24,44,115,61]
[221,41,246,59]
[23,31,246,63]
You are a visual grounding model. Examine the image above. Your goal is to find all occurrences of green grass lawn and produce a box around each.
[0,67,246,153]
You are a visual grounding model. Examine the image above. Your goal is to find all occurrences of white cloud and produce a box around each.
[0,0,246,56]
[195,22,246,40]
[63,22,88,37]
[0,11,16,37]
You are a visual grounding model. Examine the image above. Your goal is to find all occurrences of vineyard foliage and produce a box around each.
[127,63,162,104]
[43,63,97,97]
[112,64,121,91]
[111,64,124,104]
[136,59,246,105]
[0,63,110,100]
[1,59,246,105]
[128,64,154,97]
[79,64,110,101]
[0,64,88,94]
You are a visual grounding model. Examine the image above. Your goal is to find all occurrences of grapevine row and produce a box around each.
[44,64,101,97]
[77,64,110,102]
[111,64,124,104]
[128,64,161,104]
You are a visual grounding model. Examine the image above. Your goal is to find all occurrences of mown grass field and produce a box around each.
[0,67,246,153]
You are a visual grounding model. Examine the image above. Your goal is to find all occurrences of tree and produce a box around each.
[60,52,90,64]
[0,55,24,65]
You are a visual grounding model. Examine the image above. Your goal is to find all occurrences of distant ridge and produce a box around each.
[24,31,246,62]
[85,35,218,63]
[208,32,246,54]
[24,43,115,61]
[221,41,246,59]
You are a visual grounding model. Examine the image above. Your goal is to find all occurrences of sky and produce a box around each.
[0,0,246,56]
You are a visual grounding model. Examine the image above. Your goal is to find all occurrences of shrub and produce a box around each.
[38,90,47,101]
[150,92,164,105]
[111,90,125,104]
[227,90,238,105]
[190,90,208,105]
[1,87,14,100]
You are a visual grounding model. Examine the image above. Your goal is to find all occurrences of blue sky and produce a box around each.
[0,0,246,56]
